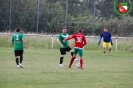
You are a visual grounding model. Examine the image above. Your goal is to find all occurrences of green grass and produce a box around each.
[0,47,133,88]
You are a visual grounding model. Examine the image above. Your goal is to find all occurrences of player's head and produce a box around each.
[78,28,82,33]
[104,27,108,32]
[62,27,67,33]
[15,27,21,32]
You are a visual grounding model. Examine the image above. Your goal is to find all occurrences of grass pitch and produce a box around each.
[0,47,133,88]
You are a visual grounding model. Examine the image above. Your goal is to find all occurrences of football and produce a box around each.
[76,63,80,68]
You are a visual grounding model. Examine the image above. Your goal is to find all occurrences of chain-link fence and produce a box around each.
[0,0,133,36]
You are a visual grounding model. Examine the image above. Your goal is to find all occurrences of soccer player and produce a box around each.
[57,27,75,66]
[98,28,113,55]
[12,27,28,68]
[64,29,87,69]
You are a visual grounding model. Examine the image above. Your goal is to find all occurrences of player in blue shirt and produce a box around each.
[98,28,113,55]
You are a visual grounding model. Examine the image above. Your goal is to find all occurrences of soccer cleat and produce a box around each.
[59,64,64,67]
[19,63,23,68]
[17,65,20,68]
[74,58,79,62]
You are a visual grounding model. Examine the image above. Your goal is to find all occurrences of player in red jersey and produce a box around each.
[64,29,87,69]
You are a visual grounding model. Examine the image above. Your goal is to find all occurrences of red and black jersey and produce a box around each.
[65,33,87,49]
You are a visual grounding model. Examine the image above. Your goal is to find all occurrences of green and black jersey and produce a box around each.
[12,33,24,50]
[58,33,69,48]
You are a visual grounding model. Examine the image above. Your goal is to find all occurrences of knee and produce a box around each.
[103,47,106,49]
[70,50,73,52]
[109,47,111,49]
[73,54,76,57]
[15,56,19,58]
[61,55,64,57]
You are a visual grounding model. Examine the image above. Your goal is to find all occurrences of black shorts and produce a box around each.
[60,46,72,55]
[14,50,23,57]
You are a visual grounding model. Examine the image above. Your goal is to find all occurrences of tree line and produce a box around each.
[0,0,133,36]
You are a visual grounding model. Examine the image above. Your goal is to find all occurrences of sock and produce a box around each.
[20,55,23,64]
[60,57,64,64]
[71,52,73,57]
[16,58,19,65]
[69,57,75,68]
[80,58,83,68]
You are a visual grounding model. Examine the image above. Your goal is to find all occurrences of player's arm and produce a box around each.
[22,38,28,49]
[12,35,14,44]
[110,33,113,45]
[98,33,102,45]
[83,36,87,46]
[65,35,75,41]
[22,35,28,49]
[57,35,64,47]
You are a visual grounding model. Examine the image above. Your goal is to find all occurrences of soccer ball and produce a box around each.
[76,63,80,68]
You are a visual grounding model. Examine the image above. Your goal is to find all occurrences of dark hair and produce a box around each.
[15,27,21,32]
[78,28,82,33]
[62,27,67,30]
[104,27,108,29]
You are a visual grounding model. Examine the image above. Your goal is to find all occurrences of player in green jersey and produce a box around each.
[12,27,27,68]
[57,27,75,66]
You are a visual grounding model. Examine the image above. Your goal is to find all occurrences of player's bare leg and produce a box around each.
[59,55,64,66]
[103,47,106,54]
[69,54,76,68]
[70,50,79,62]
[108,47,111,55]
[69,49,74,57]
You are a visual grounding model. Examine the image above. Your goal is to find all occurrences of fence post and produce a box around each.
[92,0,96,35]
[51,35,54,49]
[65,0,68,27]
[9,0,12,32]
[115,37,118,51]
[36,0,40,33]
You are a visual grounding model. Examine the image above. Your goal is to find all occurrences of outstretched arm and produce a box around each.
[65,35,75,41]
